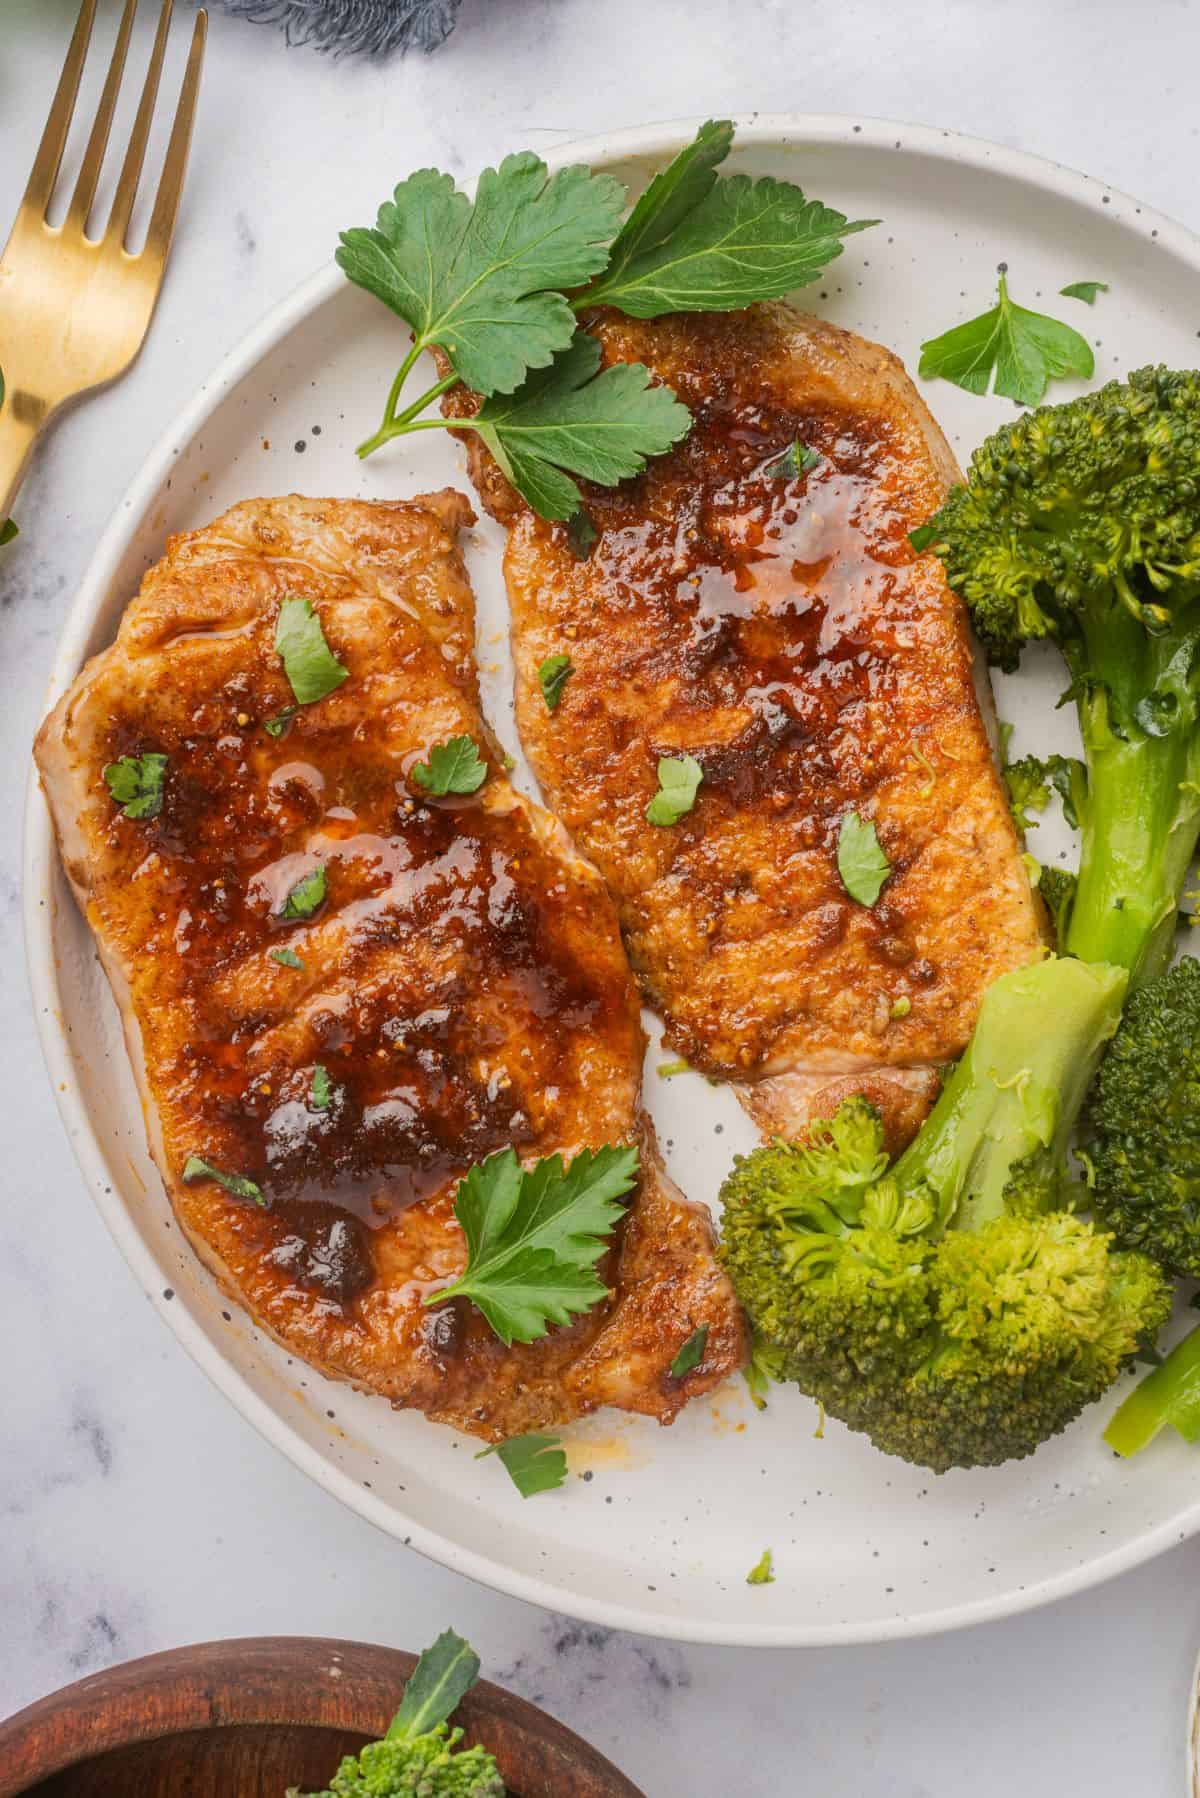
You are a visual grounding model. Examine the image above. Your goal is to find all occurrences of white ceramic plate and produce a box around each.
[25,115,1200,1648]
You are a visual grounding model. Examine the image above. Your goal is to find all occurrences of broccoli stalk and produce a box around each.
[1104,1322,1200,1457]
[719,956,1172,1473]
[1065,637,1200,979]
[923,365,1200,987]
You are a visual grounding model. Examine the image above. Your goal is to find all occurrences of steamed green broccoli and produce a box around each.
[1104,1319,1200,1457]
[718,956,1171,1473]
[920,366,1200,987]
[291,1630,505,1798]
[1003,752,1087,836]
[1035,864,1079,947]
[1087,955,1200,1278]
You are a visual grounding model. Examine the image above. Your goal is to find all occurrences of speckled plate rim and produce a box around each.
[23,112,1200,1649]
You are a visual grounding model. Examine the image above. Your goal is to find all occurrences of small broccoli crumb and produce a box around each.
[746,1549,775,1585]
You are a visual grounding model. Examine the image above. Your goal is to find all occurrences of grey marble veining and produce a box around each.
[3,3,1200,1792]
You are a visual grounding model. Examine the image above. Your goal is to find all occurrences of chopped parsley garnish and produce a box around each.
[918,272,1094,408]
[279,865,327,919]
[412,734,488,796]
[476,1432,568,1498]
[656,1058,690,1079]
[669,1326,709,1379]
[762,439,820,480]
[274,598,348,707]
[270,947,304,969]
[103,752,167,821]
[836,811,891,907]
[426,1143,639,1344]
[263,706,298,739]
[537,653,574,711]
[0,517,17,547]
[645,752,703,826]
[1060,280,1108,305]
[890,995,911,1020]
[908,522,938,553]
[181,1155,264,1207]
[746,1548,775,1586]
[565,509,598,559]
[310,1064,333,1110]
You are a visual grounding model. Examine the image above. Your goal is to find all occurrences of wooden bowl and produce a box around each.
[0,1636,645,1797]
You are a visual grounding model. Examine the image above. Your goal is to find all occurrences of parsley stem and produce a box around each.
[356,369,458,459]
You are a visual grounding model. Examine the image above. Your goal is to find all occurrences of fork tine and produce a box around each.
[106,0,174,248]
[22,0,97,219]
[143,10,207,267]
[66,0,139,236]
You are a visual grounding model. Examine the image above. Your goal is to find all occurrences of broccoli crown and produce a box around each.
[924,367,1200,986]
[296,1726,506,1798]
[926,365,1200,670]
[1088,954,1200,1278]
[718,957,1172,1472]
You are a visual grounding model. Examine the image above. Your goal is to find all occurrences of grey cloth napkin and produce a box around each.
[214,0,461,56]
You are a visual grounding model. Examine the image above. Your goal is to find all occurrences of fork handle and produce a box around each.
[0,398,41,522]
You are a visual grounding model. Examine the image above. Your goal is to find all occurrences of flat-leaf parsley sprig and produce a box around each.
[427,1142,640,1344]
[338,122,876,520]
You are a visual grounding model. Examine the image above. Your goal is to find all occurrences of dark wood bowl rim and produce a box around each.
[0,1635,644,1797]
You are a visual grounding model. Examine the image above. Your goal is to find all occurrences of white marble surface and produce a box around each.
[4,2,1200,1791]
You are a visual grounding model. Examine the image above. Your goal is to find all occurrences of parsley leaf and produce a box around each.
[646,753,703,826]
[1060,280,1108,305]
[427,1142,639,1344]
[469,332,691,522]
[588,118,735,303]
[104,753,167,820]
[263,707,298,738]
[746,1548,775,1586]
[338,154,625,398]
[762,440,820,481]
[311,1065,333,1110]
[918,272,1094,407]
[181,1154,264,1207]
[279,865,327,919]
[476,1433,568,1498]
[538,654,574,711]
[565,508,598,560]
[412,735,488,796]
[271,947,304,970]
[274,598,348,706]
[836,811,891,906]
[908,522,938,553]
[582,165,876,316]
[0,517,17,547]
[387,1630,481,1739]
[670,1326,709,1379]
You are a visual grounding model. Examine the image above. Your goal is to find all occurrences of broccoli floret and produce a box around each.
[1088,955,1200,1278]
[1034,864,1078,947]
[291,1630,505,1798]
[310,1731,505,1797]
[719,956,1171,1473]
[921,366,1200,987]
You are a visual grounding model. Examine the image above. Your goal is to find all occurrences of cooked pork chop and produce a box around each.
[35,492,745,1440]
[449,304,1044,1149]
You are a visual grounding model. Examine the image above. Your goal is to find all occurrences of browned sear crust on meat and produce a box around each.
[35,492,745,1440]
[447,303,1045,1147]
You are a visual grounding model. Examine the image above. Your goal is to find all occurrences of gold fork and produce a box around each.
[0,0,206,521]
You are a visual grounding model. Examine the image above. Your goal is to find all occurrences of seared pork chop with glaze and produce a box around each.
[448,303,1045,1150]
[35,492,745,1440]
